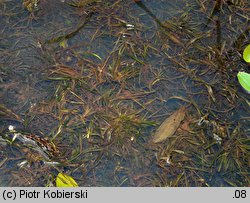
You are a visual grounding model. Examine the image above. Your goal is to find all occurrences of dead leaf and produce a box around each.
[152,106,186,143]
[177,116,193,134]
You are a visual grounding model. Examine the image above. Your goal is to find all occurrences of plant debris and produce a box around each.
[153,106,186,143]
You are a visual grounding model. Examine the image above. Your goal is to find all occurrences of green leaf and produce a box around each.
[243,44,250,63]
[237,72,250,93]
[56,173,78,187]
[59,40,68,49]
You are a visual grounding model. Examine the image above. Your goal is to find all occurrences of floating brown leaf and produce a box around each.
[153,106,186,143]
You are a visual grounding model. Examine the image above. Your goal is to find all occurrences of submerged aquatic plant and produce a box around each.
[100,106,154,149]
[1,0,249,187]
[210,125,249,186]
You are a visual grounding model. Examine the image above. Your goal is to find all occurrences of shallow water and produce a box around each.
[0,0,249,186]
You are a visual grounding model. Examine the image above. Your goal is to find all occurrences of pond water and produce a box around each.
[0,0,249,186]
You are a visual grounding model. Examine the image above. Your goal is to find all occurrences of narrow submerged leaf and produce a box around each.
[237,72,250,93]
[56,173,78,187]
[243,44,250,63]
[88,52,102,61]
[0,104,21,121]
[153,106,186,143]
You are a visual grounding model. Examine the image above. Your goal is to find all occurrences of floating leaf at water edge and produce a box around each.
[237,72,250,94]
[153,106,186,143]
[243,44,250,63]
[56,173,78,187]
